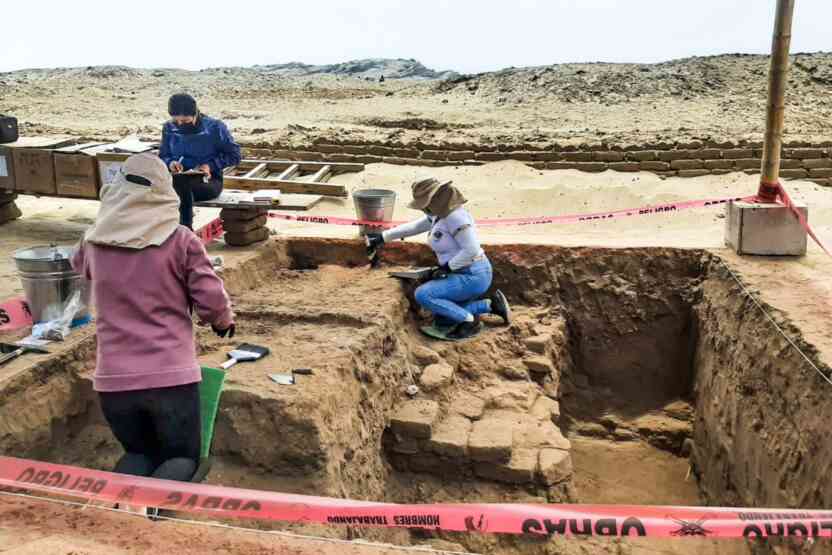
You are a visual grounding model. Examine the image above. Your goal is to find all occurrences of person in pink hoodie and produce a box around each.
[71,153,234,494]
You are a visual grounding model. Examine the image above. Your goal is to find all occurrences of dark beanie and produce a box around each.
[168,93,197,116]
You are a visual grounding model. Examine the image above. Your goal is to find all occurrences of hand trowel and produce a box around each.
[221,343,270,369]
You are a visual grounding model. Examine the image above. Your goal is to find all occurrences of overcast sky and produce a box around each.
[2,1,830,73]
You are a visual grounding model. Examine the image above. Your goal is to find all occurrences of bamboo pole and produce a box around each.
[758,0,796,202]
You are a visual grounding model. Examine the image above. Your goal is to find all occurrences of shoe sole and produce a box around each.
[493,290,511,325]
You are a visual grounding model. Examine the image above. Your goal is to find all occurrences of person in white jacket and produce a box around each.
[367,177,510,339]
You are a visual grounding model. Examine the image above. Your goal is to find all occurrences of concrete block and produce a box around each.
[538,449,573,486]
[420,362,454,390]
[426,416,471,458]
[469,419,513,462]
[390,400,440,439]
[475,448,538,484]
[725,201,807,256]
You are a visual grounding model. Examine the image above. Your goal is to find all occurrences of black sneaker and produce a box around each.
[447,319,483,340]
[491,290,511,325]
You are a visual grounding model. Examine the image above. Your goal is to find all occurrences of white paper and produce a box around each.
[100,162,123,185]
[0,156,7,178]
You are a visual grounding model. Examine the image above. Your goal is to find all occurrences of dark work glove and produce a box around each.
[212,323,236,338]
[431,264,452,280]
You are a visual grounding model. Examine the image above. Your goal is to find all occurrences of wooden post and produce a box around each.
[758,0,796,202]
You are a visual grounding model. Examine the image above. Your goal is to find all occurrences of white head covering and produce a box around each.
[85,153,180,249]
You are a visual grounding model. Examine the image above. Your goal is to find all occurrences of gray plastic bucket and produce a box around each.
[13,245,91,324]
[353,189,396,236]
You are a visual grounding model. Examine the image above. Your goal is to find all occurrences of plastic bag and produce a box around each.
[31,290,82,342]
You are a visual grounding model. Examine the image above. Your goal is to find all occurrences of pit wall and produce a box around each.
[241,141,832,187]
[691,257,832,512]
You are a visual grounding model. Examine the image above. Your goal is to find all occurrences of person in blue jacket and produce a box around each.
[159,93,241,229]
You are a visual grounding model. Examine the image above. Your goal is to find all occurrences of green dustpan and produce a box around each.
[193,366,226,483]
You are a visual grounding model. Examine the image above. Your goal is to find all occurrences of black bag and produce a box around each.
[0,116,18,144]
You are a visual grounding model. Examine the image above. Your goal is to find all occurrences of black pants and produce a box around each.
[99,383,201,482]
[172,174,223,229]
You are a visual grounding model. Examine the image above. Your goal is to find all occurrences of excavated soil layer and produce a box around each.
[0,238,826,555]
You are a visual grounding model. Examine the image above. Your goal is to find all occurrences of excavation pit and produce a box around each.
[0,237,827,555]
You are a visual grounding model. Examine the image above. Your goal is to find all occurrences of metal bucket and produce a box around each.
[353,189,396,236]
[13,245,91,325]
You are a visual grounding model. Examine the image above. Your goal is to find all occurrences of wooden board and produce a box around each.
[223,175,347,197]
[194,190,323,211]
[232,160,365,173]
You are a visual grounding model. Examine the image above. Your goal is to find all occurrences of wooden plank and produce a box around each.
[276,164,300,180]
[309,165,332,183]
[224,175,347,197]
[236,159,364,173]
[243,163,268,178]
[277,194,324,211]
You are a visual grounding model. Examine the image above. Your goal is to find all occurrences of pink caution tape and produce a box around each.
[769,182,831,256]
[196,218,224,244]
[0,298,32,333]
[2,455,832,539]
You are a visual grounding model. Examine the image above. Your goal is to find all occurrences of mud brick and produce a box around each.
[386,148,419,158]
[573,162,607,172]
[501,151,535,161]
[529,162,547,170]
[408,453,442,473]
[811,178,832,187]
[678,140,704,150]
[809,168,832,178]
[341,145,369,155]
[711,169,733,175]
[475,448,538,484]
[538,449,573,486]
[678,169,711,178]
[780,169,809,179]
[530,397,560,423]
[451,393,485,420]
[464,159,485,166]
[722,149,755,159]
[475,152,512,162]
[607,162,640,172]
[0,202,22,224]
[562,152,592,162]
[220,207,268,221]
[698,149,722,159]
[593,151,625,162]
[469,419,513,463]
[426,416,471,458]
[780,159,804,169]
[325,153,355,163]
[704,159,733,170]
[446,150,475,161]
[523,335,551,355]
[224,227,269,247]
[390,400,439,440]
[221,215,267,233]
[391,436,421,455]
[292,151,325,161]
[515,420,571,451]
[383,156,423,166]
[627,150,658,161]
[534,152,562,162]
[315,144,343,154]
[670,159,704,170]
[367,145,394,156]
[733,158,763,170]
[353,155,381,164]
[639,161,670,171]
[803,159,832,169]
[524,356,554,375]
[658,150,696,161]
[420,362,454,390]
[547,162,580,170]
[785,148,827,159]
[743,169,761,175]
[421,150,449,160]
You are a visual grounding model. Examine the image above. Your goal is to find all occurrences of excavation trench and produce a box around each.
[0,238,825,555]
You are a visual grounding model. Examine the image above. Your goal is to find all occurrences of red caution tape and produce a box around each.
[3,456,832,539]
[766,182,831,256]
[196,218,224,244]
[0,298,32,333]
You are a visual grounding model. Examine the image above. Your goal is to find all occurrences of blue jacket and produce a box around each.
[159,115,241,181]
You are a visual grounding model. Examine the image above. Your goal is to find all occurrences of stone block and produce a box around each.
[704,159,733,170]
[733,158,763,170]
[538,449,573,486]
[670,159,704,170]
[725,201,807,256]
[485,382,539,411]
[639,161,670,171]
[780,169,809,179]
[593,151,625,162]
[224,227,269,247]
[523,335,550,355]
[468,419,513,463]
[412,346,441,366]
[562,152,592,162]
[810,168,832,178]
[475,448,538,484]
[515,419,571,451]
[802,159,832,169]
[607,162,640,172]
[722,148,754,159]
[627,151,657,161]
[390,400,440,439]
[523,356,554,375]
[426,416,471,458]
[420,362,454,390]
[678,169,711,178]
[530,396,560,423]
[450,393,485,420]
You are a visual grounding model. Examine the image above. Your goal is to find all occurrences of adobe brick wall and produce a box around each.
[241,140,832,188]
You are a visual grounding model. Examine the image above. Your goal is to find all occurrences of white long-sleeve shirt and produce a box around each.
[382,207,485,270]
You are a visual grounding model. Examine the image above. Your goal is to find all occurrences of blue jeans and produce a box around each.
[414,259,493,324]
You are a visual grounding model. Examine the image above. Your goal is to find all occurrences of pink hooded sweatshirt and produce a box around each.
[72,227,233,392]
